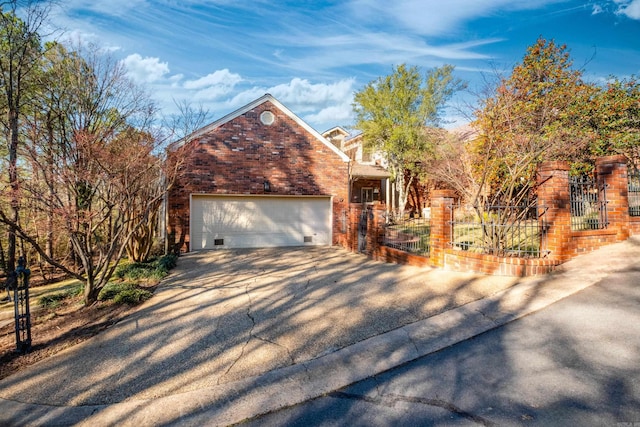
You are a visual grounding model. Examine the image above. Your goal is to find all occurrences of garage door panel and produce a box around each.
[191,196,331,250]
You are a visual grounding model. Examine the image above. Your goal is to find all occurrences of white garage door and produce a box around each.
[190,195,332,250]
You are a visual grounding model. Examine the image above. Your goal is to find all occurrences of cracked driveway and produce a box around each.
[242,257,640,426]
[0,247,520,407]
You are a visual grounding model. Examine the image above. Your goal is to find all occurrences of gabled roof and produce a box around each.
[172,94,349,162]
[322,126,350,137]
[351,163,391,179]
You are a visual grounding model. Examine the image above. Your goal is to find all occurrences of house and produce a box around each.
[166,94,350,252]
[322,127,393,208]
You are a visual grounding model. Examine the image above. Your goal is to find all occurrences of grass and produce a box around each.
[38,282,84,308]
[385,219,431,255]
[452,221,543,257]
[38,283,83,309]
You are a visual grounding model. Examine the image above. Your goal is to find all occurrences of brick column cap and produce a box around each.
[596,154,627,166]
[538,160,570,172]
[431,189,457,199]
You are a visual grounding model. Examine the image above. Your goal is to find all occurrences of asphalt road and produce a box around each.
[241,267,640,426]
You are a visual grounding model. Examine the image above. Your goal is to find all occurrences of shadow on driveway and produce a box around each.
[0,246,521,407]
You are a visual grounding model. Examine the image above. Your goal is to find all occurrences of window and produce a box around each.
[260,110,275,125]
[362,187,374,204]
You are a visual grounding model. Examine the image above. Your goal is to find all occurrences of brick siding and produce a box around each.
[167,99,349,252]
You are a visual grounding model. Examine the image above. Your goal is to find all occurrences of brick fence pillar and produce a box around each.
[367,204,386,259]
[429,189,456,268]
[596,155,630,242]
[537,161,572,262]
[347,204,362,252]
[332,201,348,248]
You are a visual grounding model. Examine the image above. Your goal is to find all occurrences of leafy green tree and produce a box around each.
[587,76,640,166]
[472,38,595,204]
[468,38,597,253]
[353,64,464,216]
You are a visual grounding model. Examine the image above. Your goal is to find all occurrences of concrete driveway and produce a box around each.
[2,238,640,426]
[0,247,520,407]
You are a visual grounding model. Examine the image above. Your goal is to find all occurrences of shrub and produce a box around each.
[114,262,155,281]
[114,253,178,282]
[100,253,178,305]
[98,282,152,305]
[156,253,177,272]
[113,288,152,305]
[98,282,134,301]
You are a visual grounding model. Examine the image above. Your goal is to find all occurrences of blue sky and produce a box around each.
[40,0,640,133]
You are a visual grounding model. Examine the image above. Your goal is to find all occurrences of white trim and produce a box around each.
[172,94,350,162]
[322,126,350,137]
[329,195,334,245]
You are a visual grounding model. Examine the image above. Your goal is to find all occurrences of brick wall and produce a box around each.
[429,190,456,268]
[596,155,630,241]
[443,251,561,276]
[537,161,573,263]
[167,99,349,252]
[345,155,638,276]
[537,155,631,260]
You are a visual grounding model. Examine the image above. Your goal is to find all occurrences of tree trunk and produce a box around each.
[46,111,55,260]
[7,107,20,273]
[396,172,414,220]
[83,277,100,306]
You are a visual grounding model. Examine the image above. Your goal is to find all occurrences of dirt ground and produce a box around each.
[0,286,152,381]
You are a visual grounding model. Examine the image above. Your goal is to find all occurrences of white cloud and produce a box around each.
[305,104,354,129]
[220,77,356,131]
[348,0,562,36]
[268,78,355,110]
[268,77,356,130]
[169,74,184,86]
[183,69,243,90]
[592,4,604,14]
[269,30,497,76]
[182,69,243,100]
[123,54,170,83]
[616,0,640,19]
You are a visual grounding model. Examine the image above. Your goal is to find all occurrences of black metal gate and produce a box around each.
[358,208,368,252]
[629,167,640,217]
[11,256,32,353]
[570,175,608,231]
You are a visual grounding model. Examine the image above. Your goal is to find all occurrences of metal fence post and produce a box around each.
[13,256,32,354]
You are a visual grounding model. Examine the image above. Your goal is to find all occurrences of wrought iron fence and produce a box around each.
[383,217,430,255]
[450,204,548,258]
[570,175,608,230]
[629,168,640,217]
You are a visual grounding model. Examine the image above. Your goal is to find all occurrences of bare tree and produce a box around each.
[3,40,164,304]
[0,0,50,274]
